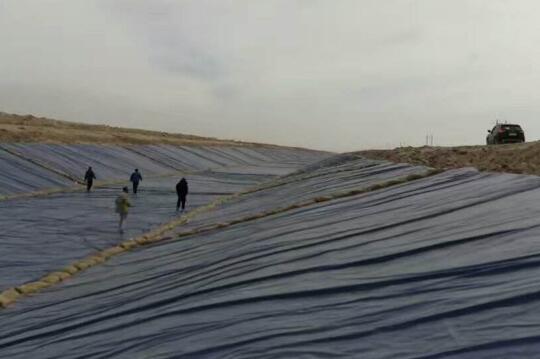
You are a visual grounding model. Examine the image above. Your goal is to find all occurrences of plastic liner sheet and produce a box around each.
[3,169,540,358]
[0,144,328,187]
[126,145,323,175]
[180,157,430,231]
[170,146,299,171]
[212,165,302,176]
[1,144,177,181]
[135,145,328,172]
[257,146,327,164]
[125,145,206,172]
[0,148,71,195]
[0,172,267,291]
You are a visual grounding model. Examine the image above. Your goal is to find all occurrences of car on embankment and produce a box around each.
[486,123,525,145]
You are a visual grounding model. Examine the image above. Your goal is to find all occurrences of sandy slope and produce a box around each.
[358,141,540,175]
[0,112,273,147]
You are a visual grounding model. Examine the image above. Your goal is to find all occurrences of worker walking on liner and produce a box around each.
[115,186,131,233]
[176,177,189,211]
[84,166,96,192]
[130,169,143,194]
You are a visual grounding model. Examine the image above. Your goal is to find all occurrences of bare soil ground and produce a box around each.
[0,112,270,147]
[358,142,540,175]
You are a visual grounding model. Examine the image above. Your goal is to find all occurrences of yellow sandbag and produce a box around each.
[144,236,163,244]
[42,273,64,284]
[88,255,106,264]
[135,237,150,245]
[17,281,50,295]
[78,256,101,267]
[0,288,21,307]
[73,260,91,271]
[50,271,71,281]
[63,265,79,275]
[120,240,139,250]
[100,246,125,258]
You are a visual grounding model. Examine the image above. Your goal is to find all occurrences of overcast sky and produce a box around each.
[1,1,540,151]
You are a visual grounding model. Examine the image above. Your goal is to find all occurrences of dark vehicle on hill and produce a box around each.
[486,124,525,145]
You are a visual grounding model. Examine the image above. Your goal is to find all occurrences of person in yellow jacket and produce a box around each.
[115,187,131,233]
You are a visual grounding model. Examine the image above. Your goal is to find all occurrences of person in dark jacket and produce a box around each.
[176,177,188,211]
[130,169,142,194]
[84,166,96,192]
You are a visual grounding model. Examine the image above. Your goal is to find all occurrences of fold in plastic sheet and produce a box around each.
[0,148,71,195]
[3,169,540,358]
[0,172,267,291]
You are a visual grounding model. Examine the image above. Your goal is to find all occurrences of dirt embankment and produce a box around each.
[358,142,540,176]
[0,112,271,147]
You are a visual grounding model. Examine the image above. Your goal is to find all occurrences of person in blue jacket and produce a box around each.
[130,169,143,194]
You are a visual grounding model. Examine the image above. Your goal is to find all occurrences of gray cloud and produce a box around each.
[1,0,540,151]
